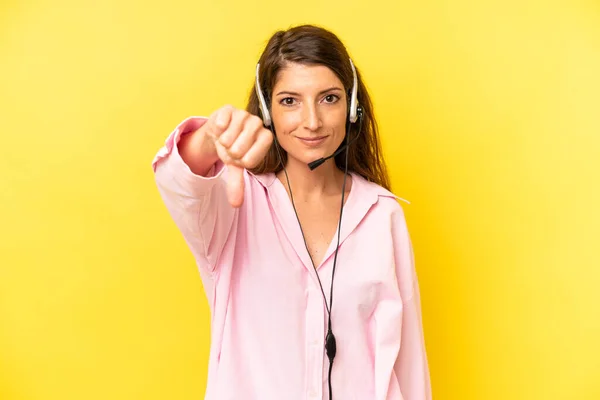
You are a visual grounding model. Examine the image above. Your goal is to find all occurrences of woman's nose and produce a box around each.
[303,104,322,131]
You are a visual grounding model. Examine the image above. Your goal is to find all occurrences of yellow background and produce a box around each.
[1,0,599,399]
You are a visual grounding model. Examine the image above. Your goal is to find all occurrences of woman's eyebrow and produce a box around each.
[275,87,344,97]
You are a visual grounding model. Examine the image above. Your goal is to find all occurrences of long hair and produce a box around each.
[246,24,391,191]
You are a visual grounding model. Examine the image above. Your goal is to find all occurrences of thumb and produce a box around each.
[226,164,245,208]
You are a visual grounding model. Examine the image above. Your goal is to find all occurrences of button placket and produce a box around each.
[305,282,324,400]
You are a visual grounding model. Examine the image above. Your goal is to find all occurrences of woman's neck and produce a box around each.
[276,157,347,201]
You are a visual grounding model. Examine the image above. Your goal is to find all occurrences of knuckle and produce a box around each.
[241,154,256,168]
[228,146,243,159]
[249,114,261,125]
[214,107,231,130]
[245,119,261,137]
[214,119,227,131]
[265,129,274,141]
[261,129,274,144]
[232,107,245,118]
[255,116,267,130]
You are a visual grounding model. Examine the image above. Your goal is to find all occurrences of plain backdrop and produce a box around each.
[1,0,599,399]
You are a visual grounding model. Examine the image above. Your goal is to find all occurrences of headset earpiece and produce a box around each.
[255,63,272,128]
[348,58,359,124]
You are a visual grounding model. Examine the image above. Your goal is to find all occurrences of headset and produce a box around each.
[255,57,363,400]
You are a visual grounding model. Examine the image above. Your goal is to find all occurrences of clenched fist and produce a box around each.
[199,105,273,208]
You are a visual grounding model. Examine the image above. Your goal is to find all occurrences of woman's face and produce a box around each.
[270,62,348,168]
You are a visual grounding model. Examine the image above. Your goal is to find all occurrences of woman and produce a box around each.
[152,24,431,400]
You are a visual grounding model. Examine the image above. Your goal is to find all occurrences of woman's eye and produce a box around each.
[324,94,339,103]
[281,97,296,106]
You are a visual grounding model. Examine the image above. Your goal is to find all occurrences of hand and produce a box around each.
[202,105,273,208]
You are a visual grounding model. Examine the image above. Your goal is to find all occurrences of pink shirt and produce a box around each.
[152,117,432,400]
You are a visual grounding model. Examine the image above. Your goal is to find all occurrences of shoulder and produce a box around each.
[347,173,413,237]
[351,173,410,213]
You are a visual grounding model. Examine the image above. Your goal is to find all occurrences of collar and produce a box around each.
[250,170,408,274]
[249,170,410,206]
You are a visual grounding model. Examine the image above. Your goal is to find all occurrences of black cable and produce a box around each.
[270,113,361,400]
[272,135,333,316]
[325,127,350,400]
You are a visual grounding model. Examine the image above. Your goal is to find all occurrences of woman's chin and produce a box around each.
[286,151,331,168]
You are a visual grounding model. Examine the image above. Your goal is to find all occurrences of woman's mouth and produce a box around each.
[297,136,327,147]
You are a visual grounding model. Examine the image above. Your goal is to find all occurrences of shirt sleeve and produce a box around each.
[152,116,238,273]
[392,207,432,400]
[372,204,432,400]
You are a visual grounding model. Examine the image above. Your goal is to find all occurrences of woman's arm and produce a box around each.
[372,205,432,400]
[152,106,273,273]
[392,207,432,399]
[152,116,237,273]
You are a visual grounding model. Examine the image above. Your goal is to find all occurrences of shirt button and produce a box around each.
[308,389,317,397]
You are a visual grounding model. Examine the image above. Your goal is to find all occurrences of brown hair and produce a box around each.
[246,24,391,191]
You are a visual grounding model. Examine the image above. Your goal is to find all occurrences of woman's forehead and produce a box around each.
[273,62,344,93]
